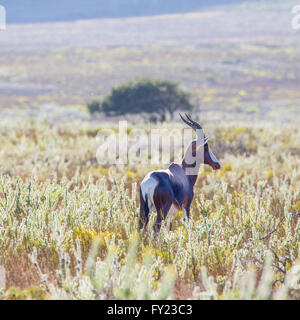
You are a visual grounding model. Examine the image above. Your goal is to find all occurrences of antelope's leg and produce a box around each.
[182,205,191,233]
[182,205,191,221]
[153,203,172,236]
[152,185,173,235]
[166,204,178,231]
[167,214,173,231]
[182,209,188,221]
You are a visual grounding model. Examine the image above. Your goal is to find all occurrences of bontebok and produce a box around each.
[139,114,221,234]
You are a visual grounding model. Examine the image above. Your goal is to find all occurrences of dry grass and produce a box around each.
[0,118,299,299]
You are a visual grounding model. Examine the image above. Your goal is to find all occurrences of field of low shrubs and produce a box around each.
[0,119,299,299]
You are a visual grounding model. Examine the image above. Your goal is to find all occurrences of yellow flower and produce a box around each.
[293,201,300,212]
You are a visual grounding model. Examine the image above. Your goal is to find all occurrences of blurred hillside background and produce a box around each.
[1,0,251,23]
[0,0,299,123]
[1,1,300,299]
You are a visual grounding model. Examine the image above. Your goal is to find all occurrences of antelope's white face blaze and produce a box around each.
[204,143,221,170]
[209,150,220,166]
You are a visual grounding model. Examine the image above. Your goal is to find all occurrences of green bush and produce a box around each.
[87,78,194,120]
[87,100,102,114]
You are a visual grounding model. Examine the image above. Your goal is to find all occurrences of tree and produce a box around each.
[87,78,194,121]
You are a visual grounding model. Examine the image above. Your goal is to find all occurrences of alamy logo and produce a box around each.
[292,5,300,30]
[93,121,209,176]
[0,5,6,30]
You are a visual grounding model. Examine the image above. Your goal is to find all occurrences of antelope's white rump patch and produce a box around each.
[140,173,158,212]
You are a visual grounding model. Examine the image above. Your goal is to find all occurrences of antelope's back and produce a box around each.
[167,163,190,207]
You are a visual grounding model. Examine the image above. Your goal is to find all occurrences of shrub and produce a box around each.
[87,78,194,120]
[87,100,102,114]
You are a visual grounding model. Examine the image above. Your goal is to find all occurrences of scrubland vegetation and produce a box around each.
[0,0,299,300]
[0,120,299,299]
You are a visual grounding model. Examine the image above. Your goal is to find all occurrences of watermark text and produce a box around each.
[94,121,207,176]
[292,5,300,30]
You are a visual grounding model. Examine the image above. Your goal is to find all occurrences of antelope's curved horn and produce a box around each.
[185,114,203,130]
[180,113,206,141]
[179,113,195,129]
[179,113,200,132]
